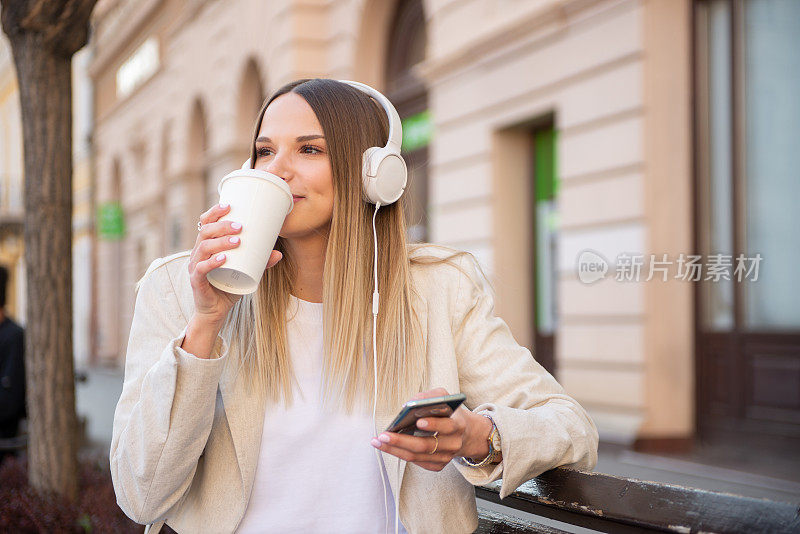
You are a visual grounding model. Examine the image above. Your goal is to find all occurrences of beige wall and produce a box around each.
[419,0,651,442]
[90,0,694,443]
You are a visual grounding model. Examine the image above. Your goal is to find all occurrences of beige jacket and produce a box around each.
[110,246,598,534]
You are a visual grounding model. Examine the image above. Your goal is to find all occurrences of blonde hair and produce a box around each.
[224,79,469,413]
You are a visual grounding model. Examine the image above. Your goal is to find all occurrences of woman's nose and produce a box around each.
[264,151,292,181]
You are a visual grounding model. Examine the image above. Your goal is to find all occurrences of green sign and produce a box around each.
[401,110,433,152]
[534,128,558,202]
[97,202,125,240]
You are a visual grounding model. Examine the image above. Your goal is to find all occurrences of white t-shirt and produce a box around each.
[236,294,407,533]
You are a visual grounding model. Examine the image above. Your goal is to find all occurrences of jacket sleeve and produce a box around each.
[450,253,599,499]
[109,259,229,525]
[0,326,25,422]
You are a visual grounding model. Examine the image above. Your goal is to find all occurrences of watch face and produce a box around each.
[491,432,501,451]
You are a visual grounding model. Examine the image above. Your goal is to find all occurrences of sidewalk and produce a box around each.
[75,365,124,455]
[595,441,800,504]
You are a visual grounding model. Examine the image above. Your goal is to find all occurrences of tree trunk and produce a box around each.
[9,30,79,501]
[1,0,98,502]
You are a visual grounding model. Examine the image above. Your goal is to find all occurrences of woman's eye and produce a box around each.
[301,145,323,154]
[256,146,322,158]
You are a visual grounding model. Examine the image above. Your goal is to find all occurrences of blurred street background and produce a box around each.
[2,0,798,514]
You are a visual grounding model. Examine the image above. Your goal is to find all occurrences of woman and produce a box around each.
[110,78,598,534]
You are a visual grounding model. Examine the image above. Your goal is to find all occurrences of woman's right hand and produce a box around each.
[188,202,283,326]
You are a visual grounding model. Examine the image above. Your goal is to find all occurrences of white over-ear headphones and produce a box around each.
[241,79,407,206]
[339,80,407,206]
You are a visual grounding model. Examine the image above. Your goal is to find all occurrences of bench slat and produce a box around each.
[0,435,27,452]
[476,468,800,534]
[476,508,569,534]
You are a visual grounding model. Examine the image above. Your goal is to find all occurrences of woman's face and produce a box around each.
[254,92,334,241]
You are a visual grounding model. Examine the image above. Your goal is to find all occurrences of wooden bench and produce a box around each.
[475,467,800,533]
[0,414,87,458]
[0,417,28,458]
[0,433,27,455]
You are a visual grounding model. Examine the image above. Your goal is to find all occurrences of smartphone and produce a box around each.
[384,393,467,436]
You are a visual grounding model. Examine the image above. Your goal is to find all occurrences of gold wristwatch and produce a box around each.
[460,412,501,468]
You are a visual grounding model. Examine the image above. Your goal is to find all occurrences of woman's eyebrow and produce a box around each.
[256,135,325,143]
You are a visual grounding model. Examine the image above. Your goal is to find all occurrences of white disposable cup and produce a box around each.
[206,169,293,295]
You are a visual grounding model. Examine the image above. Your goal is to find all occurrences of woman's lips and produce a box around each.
[292,196,304,202]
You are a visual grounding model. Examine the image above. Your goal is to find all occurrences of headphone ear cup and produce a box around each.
[362,147,407,205]
[362,147,382,180]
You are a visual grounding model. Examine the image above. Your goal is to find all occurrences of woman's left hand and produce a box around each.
[370,387,494,472]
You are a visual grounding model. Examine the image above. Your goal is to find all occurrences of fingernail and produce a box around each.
[371,439,381,448]
[216,253,225,261]
[417,419,428,428]
[229,236,240,244]
[231,222,242,230]
[378,434,390,443]
[219,203,229,209]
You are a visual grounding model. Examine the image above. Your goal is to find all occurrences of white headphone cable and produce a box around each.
[371,202,392,534]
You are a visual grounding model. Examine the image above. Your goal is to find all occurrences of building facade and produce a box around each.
[88,0,799,452]
[0,32,26,323]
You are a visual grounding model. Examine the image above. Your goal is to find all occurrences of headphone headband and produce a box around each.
[337,80,403,153]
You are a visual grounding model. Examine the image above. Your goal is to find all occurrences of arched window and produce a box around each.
[186,98,211,249]
[385,0,430,242]
[237,58,265,153]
